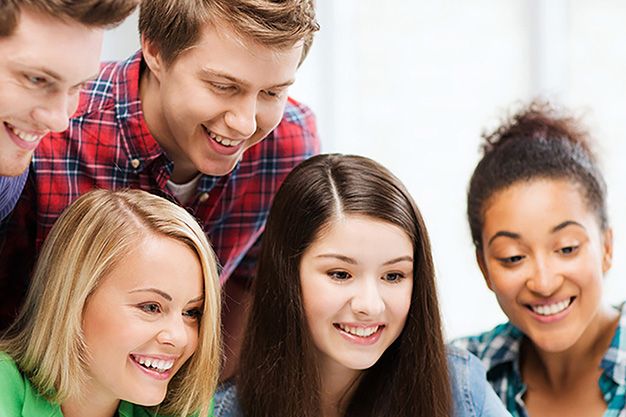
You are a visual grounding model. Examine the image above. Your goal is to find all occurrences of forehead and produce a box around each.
[483,178,600,233]
[0,9,103,82]
[309,215,413,255]
[172,23,303,86]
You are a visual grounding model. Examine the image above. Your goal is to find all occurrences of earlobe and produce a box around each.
[141,35,163,80]
[602,227,613,273]
[475,249,494,292]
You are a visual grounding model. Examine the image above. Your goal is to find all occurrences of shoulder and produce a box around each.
[213,381,243,417]
[447,347,511,417]
[267,97,320,156]
[0,352,27,416]
[450,322,522,370]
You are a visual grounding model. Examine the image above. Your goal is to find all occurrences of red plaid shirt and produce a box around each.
[0,51,320,327]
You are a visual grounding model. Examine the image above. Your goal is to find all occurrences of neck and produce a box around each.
[319,362,362,417]
[139,65,199,183]
[61,395,120,417]
[522,303,619,391]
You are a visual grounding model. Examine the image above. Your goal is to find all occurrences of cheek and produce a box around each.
[256,102,287,132]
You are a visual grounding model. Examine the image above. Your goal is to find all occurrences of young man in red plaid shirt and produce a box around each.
[0,0,320,378]
[0,0,137,221]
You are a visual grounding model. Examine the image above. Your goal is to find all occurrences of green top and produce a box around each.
[0,352,168,417]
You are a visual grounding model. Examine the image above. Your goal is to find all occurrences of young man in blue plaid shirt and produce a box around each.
[453,103,626,417]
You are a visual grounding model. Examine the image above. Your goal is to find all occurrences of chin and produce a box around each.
[126,390,168,407]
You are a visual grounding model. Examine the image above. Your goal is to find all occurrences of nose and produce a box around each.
[526,258,563,296]
[156,313,190,348]
[224,95,258,138]
[31,91,79,132]
[350,278,385,317]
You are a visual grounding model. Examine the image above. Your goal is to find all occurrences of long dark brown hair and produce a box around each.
[239,154,451,417]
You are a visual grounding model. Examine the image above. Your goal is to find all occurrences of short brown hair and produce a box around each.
[0,0,139,37]
[139,0,319,66]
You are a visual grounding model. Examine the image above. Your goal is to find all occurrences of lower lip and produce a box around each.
[335,325,384,346]
[203,127,245,156]
[3,123,43,151]
[130,356,172,381]
[527,299,574,324]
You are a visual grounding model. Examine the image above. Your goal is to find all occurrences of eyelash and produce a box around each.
[327,271,407,283]
[497,255,525,265]
[558,245,579,255]
[137,303,202,321]
[24,74,49,87]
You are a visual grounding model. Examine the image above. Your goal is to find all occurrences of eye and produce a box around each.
[497,255,525,265]
[558,245,578,255]
[383,272,406,283]
[328,270,351,281]
[183,307,203,321]
[138,303,162,314]
[24,74,49,87]
[210,82,236,93]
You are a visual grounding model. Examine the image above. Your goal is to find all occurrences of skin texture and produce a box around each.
[0,9,102,176]
[477,178,618,417]
[63,236,204,417]
[140,24,304,183]
[299,215,413,416]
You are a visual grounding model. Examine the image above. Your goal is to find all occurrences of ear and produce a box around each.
[475,248,494,292]
[141,35,165,81]
[601,227,613,274]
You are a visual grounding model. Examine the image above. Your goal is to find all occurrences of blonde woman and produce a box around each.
[0,189,221,417]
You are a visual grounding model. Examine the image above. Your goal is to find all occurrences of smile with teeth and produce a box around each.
[207,129,243,148]
[131,354,175,374]
[6,123,45,143]
[529,297,574,316]
[336,323,382,338]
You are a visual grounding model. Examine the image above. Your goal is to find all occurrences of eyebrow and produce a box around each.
[17,63,98,87]
[129,288,204,304]
[487,220,586,247]
[315,254,413,265]
[200,68,295,89]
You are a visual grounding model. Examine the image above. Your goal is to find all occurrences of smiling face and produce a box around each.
[299,214,413,381]
[140,24,303,183]
[81,235,204,408]
[0,9,103,176]
[478,179,612,353]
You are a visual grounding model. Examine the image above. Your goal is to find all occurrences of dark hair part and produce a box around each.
[239,154,452,417]
[139,0,319,66]
[0,0,138,37]
[468,101,608,250]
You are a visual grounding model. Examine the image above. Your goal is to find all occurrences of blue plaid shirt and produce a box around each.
[452,302,626,417]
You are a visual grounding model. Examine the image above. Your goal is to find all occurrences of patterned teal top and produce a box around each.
[452,302,626,417]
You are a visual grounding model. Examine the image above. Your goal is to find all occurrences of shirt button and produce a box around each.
[198,192,209,203]
[130,158,140,169]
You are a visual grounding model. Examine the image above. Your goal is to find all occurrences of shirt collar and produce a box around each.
[600,301,626,386]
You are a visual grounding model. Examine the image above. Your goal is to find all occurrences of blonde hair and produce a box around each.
[0,0,138,37]
[139,0,319,65]
[0,189,221,417]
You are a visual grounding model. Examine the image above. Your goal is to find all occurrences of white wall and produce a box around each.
[103,2,626,340]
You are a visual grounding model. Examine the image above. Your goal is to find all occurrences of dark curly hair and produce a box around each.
[467,101,608,251]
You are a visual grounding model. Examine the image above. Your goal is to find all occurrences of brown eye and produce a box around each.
[328,270,351,281]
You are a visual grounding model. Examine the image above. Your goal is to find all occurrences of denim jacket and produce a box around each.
[213,346,511,417]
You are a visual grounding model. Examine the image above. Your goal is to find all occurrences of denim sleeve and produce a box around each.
[447,346,512,417]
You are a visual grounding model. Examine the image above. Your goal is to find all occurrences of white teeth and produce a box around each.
[133,355,175,373]
[338,323,379,337]
[531,298,572,316]
[207,129,240,147]
[7,124,42,143]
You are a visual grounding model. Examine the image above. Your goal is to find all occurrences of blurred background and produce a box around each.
[104,0,626,340]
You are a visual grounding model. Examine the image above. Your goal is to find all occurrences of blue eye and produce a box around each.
[139,303,161,314]
[25,74,48,87]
